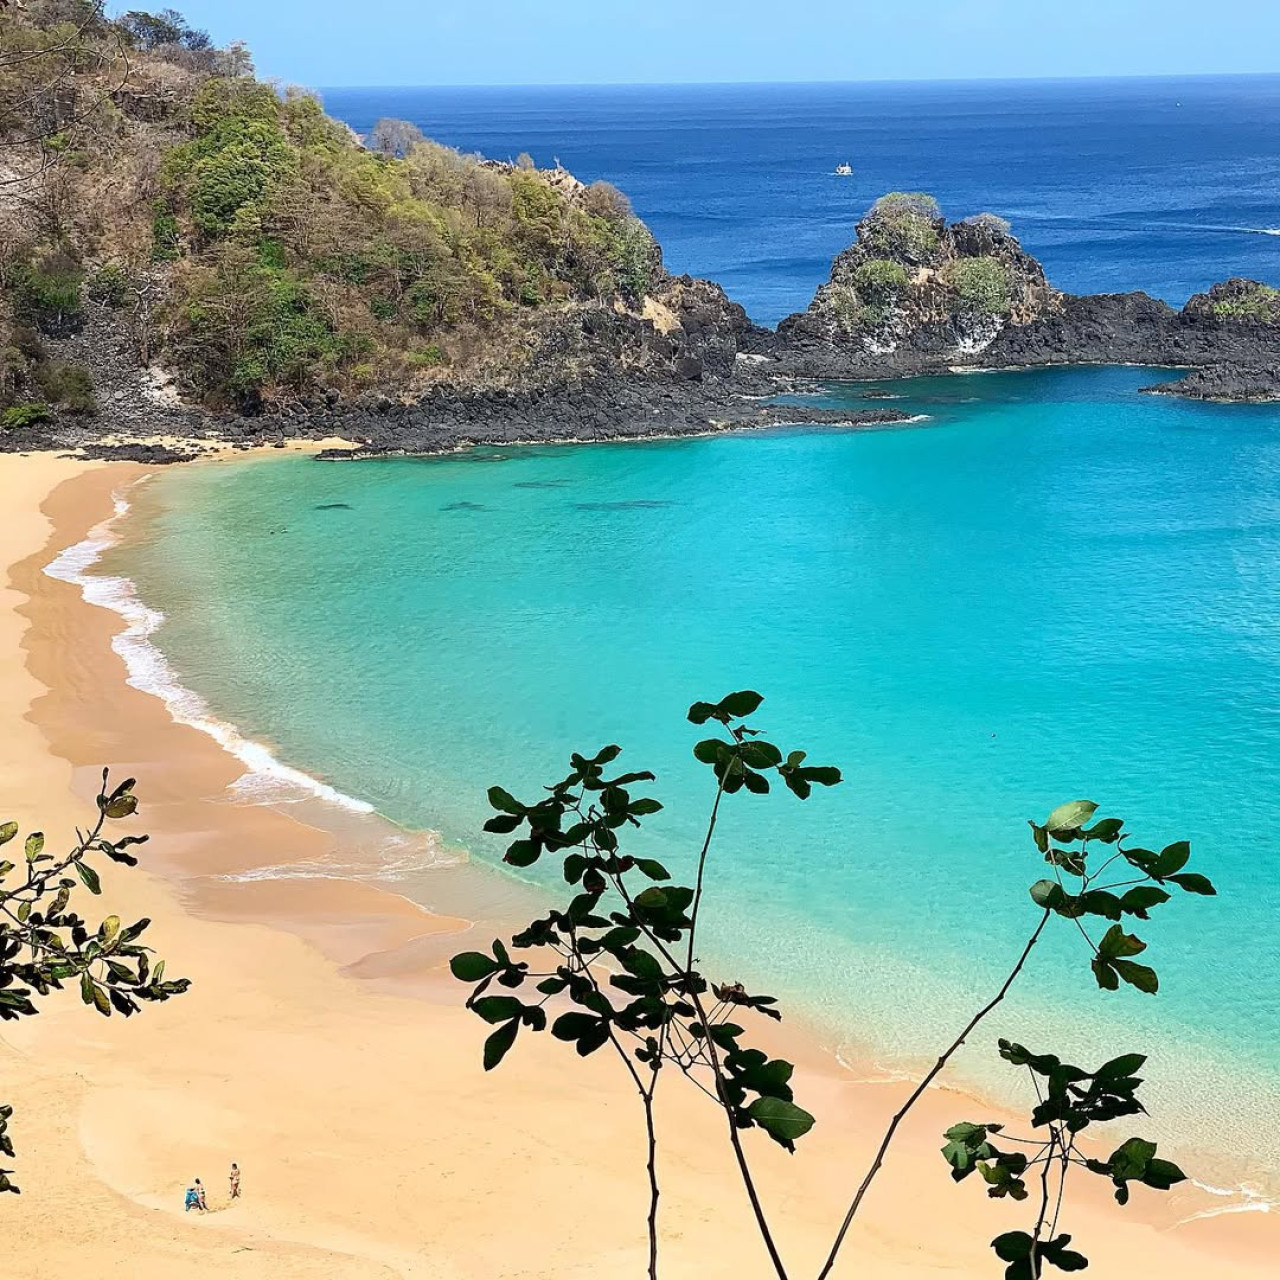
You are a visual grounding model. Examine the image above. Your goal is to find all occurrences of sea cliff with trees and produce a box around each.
[2,1,1279,463]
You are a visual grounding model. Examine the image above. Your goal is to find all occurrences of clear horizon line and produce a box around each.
[311,69,1280,92]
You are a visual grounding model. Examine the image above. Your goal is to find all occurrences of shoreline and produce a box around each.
[4,353,1270,471]
[2,453,1277,1277]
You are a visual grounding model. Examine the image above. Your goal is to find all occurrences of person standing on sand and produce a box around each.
[195,1178,208,1212]
[229,1163,241,1200]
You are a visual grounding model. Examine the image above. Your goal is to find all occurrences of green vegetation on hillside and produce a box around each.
[1209,282,1280,322]
[947,255,1011,316]
[860,192,942,261]
[0,3,663,413]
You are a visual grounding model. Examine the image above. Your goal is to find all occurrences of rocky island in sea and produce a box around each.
[2,9,1278,465]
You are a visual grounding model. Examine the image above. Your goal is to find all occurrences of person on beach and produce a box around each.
[229,1163,241,1200]
[195,1178,207,1211]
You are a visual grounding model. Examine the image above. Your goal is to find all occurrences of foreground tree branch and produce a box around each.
[0,769,190,1192]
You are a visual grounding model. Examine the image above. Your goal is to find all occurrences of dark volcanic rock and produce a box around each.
[1142,365,1280,402]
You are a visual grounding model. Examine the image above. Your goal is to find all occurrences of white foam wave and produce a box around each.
[44,485,375,817]
[1241,227,1280,236]
[1180,1179,1275,1222]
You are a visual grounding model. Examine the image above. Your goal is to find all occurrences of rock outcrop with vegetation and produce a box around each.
[778,194,1062,359]
[775,200,1280,390]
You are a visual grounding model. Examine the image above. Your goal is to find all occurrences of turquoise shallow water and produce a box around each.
[111,366,1280,1186]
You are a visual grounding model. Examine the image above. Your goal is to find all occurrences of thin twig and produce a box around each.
[816,910,1052,1280]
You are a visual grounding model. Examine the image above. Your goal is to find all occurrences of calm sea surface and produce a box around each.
[322,77,1280,325]
[107,82,1280,1190]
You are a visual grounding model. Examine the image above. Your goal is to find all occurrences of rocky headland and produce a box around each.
[769,195,1280,388]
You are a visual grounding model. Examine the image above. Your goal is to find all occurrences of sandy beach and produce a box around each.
[2,452,1276,1278]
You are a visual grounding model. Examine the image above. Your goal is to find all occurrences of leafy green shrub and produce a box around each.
[188,76,282,134]
[851,257,910,300]
[408,345,447,368]
[38,361,96,414]
[870,191,941,221]
[186,118,295,239]
[860,192,942,262]
[962,212,1012,236]
[11,254,84,337]
[1,402,53,429]
[828,284,869,331]
[1210,283,1280,323]
[86,263,129,308]
[948,255,1011,316]
[611,219,658,302]
[151,205,182,261]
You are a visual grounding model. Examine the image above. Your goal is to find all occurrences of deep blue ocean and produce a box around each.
[94,80,1280,1194]
[322,77,1280,325]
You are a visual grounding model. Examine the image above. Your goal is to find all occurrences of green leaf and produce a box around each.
[0,822,17,847]
[100,915,120,944]
[1169,872,1215,896]
[75,860,101,894]
[1119,886,1170,917]
[1098,924,1145,959]
[1029,879,1065,909]
[487,786,523,814]
[802,766,842,787]
[1112,959,1159,994]
[992,1231,1034,1263]
[1096,1053,1147,1081]
[1046,800,1097,833]
[629,798,663,816]
[1152,841,1190,877]
[470,996,522,1024]
[633,858,670,881]
[1079,890,1123,920]
[739,741,783,769]
[482,1019,518,1071]
[551,1011,602,1042]
[103,794,138,820]
[747,1096,815,1147]
[24,832,43,862]
[1109,1137,1157,1179]
[1144,1157,1187,1191]
[1091,957,1119,991]
[1042,1237,1089,1273]
[503,841,539,868]
[1082,817,1124,842]
[450,952,499,982]
[719,690,764,719]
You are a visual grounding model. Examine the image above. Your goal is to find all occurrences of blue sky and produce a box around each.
[153,1,1280,87]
